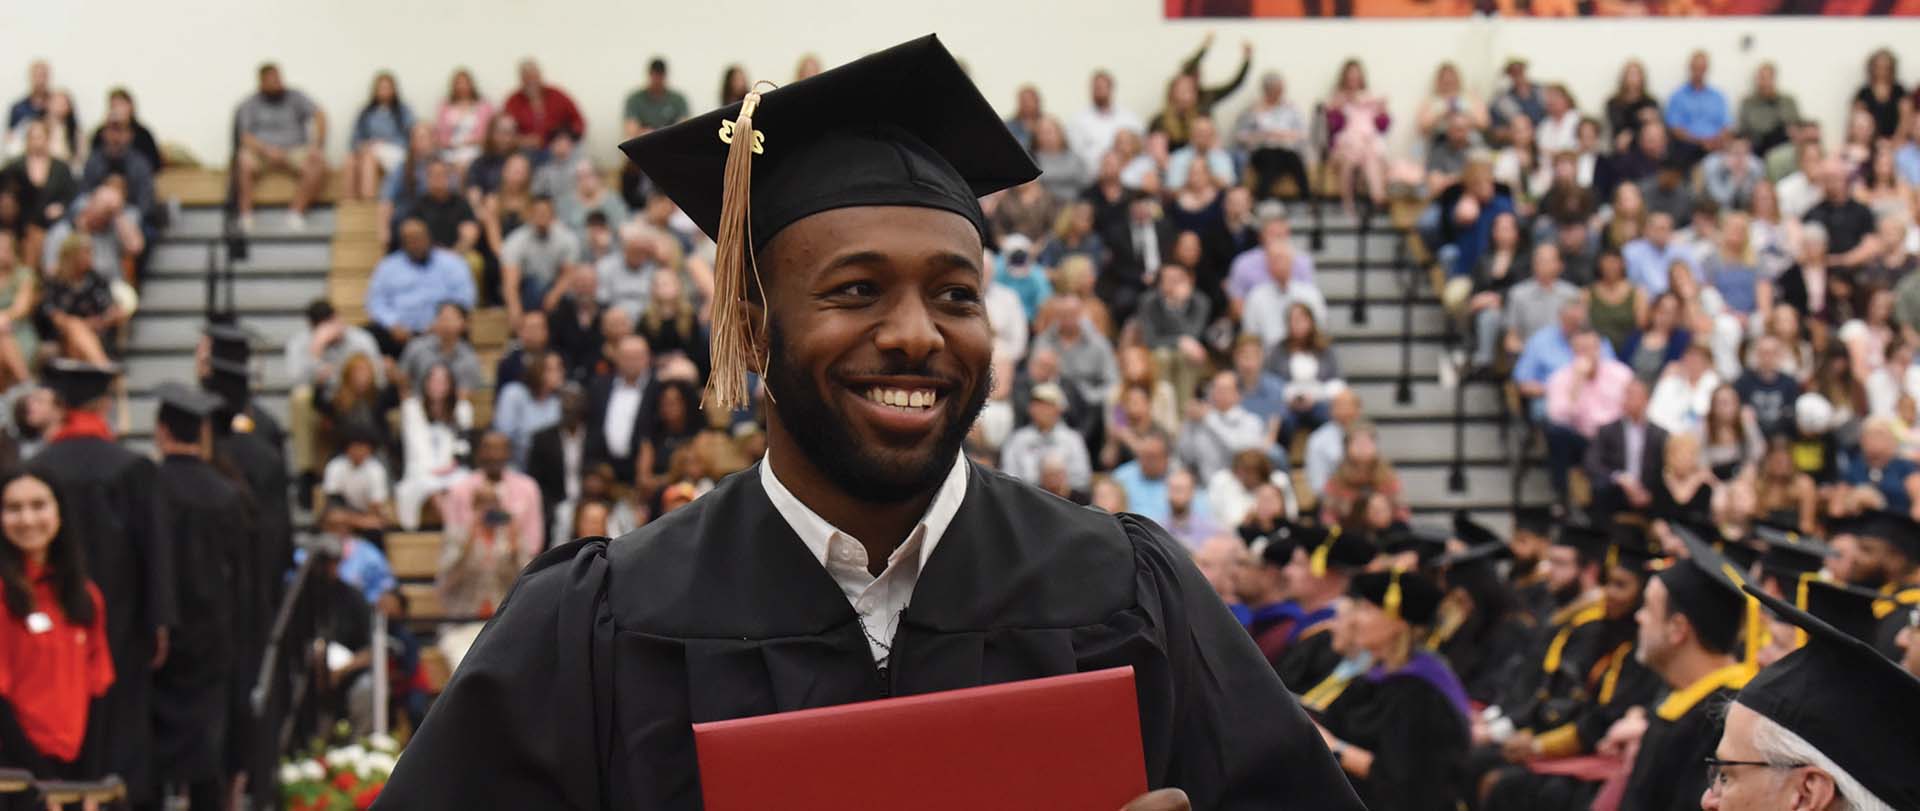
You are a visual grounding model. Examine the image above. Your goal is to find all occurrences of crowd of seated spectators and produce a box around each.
[1411,47,1920,543]
[3,35,1920,807]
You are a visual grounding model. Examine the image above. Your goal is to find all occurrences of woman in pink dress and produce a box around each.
[434,68,496,174]
[1326,59,1390,217]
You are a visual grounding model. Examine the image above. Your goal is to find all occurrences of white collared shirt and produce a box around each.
[759,452,970,666]
[604,375,646,458]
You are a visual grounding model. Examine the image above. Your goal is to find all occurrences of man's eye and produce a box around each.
[938,287,981,304]
[833,282,878,298]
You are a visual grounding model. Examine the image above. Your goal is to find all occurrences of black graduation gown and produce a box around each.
[375,464,1364,810]
[149,455,252,785]
[1275,626,1342,692]
[1873,586,1920,660]
[211,423,290,800]
[1477,632,1662,811]
[1617,683,1741,811]
[1316,673,1470,811]
[26,437,167,799]
[1435,604,1531,706]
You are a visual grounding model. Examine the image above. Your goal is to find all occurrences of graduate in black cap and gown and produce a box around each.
[1614,527,1757,811]
[24,360,167,804]
[1273,525,1377,690]
[1477,535,1663,811]
[146,382,253,811]
[374,36,1361,811]
[1240,530,1301,665]
[1842,511,1920,660]
[1427,540,1530,705]
[202,324,292,804]
[1305,569,1472,811]
[1704,586,1920,810]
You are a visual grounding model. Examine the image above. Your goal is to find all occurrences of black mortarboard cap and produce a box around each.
[1752,525,1830,583]
[204,321,252,367]
[1604,534,1662,577]
[1661,524,1752,656]
[1452,510,1502,547]
[1513,506,1553,536]
[1255,533,1298,568]
[154,381,220,440]
[617,35,1038,411]
[1435,542,1512,592]
[204,362,250,414]
[1781,577,1883,644]
[44,359,119,408]
[1304,524,1377,575]
[1854,509,1920,561]
[1718,539,1762,572]
[1554,521,1609,564]
[619,35,1036,249]
[1738,585,1920,809]
[1350,569,1446,626]
[1380,525,1449,568]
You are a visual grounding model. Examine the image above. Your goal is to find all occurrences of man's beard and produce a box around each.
[764,320,987,505]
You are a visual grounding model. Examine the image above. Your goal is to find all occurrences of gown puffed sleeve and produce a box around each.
[373,539,614,811]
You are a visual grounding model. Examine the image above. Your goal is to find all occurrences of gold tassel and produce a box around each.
[705,91,769,412]
[1384,568,1404,622]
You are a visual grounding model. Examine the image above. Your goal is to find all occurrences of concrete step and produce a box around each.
[138,277,327,314]
[1321,302,1447,340]
[1298,232,1403,263]
[128,313,309,353]
[1284,209,1386,232]
[126,391,290,437]
[1396,463,1554,508]
[146,240,333,275]
[1372,421,1518,464]
[123,351,291,392]
[1309,266,1423,301]
[1348,380,1505,421]
[170,206,338,240]
[1330,339,1443,379]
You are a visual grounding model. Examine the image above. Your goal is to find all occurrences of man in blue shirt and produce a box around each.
[1109,429,1175,523]
[1843,418,1920,518]
[365,216,478,356]
[1512,301,1616,422]
[1665,51,1730,168]
[1621,211,1695,296]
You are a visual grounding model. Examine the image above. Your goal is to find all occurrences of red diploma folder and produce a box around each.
[694,666,1148,810]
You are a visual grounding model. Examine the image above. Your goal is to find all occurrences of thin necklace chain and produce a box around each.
[859,607,906,665]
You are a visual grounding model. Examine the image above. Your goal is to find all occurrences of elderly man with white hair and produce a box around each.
[1703,586,1919,811]
[597,222,661,321]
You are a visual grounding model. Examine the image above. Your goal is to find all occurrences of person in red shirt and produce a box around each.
[0,469,113,782]
[501,59,585,152]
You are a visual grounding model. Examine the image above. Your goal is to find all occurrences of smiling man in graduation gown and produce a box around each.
[375,36,1360,811]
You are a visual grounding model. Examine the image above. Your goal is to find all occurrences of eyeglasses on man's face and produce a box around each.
[1704,757,1807,795]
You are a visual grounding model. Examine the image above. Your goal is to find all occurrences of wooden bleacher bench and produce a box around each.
[470,307,510,349]
[36,776,125,806]
[154,167,346,208]
[387,531,442,581]
[0,768,31,794]
[400,582,444,620]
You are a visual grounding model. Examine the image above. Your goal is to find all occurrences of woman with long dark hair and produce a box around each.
[0,470,112,782]
[635,379,704,504]
[718,64,750,107]
[347,72,416,201]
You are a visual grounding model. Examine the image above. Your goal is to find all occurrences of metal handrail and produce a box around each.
[1393,215,1415,405]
